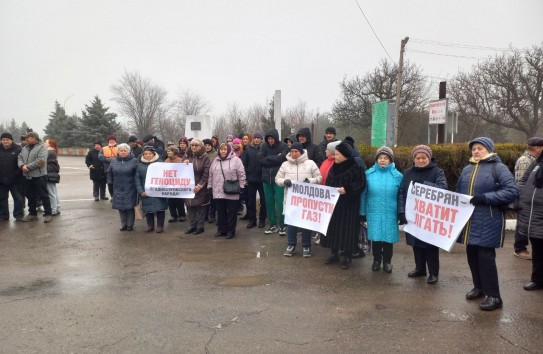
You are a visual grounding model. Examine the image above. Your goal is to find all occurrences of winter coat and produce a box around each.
[258,128,289,184]
[321,158,366,253]
[360,162,403,243]
[318,136,338,159]
[319,156,335,185]
[456,153,518,248]
[46,150,60,184]
[85,149,106,181]
[17,140,48,178]
[350,147,368,172]
[208,152,246,200]
[135,154,168,213]
[283,134,297,145]
[275,150,322,186]
[98,145,118,178]
[517,160,543,240]
[108,154,138,210]
[241,142,263,183]
[296,127,324,167]
[398,160,448,248]
[0,142,22,185]
[185,148,211,207]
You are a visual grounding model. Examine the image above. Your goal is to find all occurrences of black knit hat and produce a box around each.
[203,138,213,146]
[335,142,352,158]
[325,127,336,135]
[1,132,13,140]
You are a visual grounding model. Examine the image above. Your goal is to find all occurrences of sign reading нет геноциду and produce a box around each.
[403,181,475,252]
[144,162,196,198]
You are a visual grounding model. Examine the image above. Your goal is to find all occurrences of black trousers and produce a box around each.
[246,182,267,223]
[0,182,24,219]
[215,198,239,235]
[530,237,543,284]
[413,246,440,276]
[23,176,52,216]
[514,226,530,252]
[168,198,186,218]
[466,245,500,298]
[92,180,107,198]
[372,241,393,263]
[107,183,114,198]
[207,197,216,219]
[146,211,166,228]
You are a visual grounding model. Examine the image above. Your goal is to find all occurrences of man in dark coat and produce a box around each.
[296,127,324,167]
[128,135,143,159]
[0,132,24,221]
[258,128,289,235]
[85,141,108,201]
[241,131,267,229]
[318,127,339,159]
[142,134,167,160]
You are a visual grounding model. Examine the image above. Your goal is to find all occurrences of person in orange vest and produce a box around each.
[98,135,119,201]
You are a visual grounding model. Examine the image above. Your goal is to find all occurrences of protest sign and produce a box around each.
[404,182,475,252]
[144,162,196,198]
[284,182,340,235]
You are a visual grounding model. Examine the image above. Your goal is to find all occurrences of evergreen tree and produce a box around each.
[44,101,81,147]
[80,96,121,146]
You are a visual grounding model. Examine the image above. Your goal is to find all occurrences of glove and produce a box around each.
[470,195,486,205]
[398,213,407,225]
[283,179,292,187]
[360,215,367,223]
[303,178,310,183]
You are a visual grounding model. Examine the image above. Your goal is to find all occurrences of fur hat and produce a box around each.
[411,145,433,159]
[203,138,213,146]
[335,142,353,158]
[290,142,304,155]
[107,135,116,142]
[1,132,13,141]
[326,140,342,154]
[469,137,494,153]
[375,146,394,161]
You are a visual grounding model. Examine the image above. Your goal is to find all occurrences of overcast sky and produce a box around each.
[1,0,541,135]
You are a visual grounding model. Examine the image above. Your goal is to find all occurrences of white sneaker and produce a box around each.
[284,245,295,257]
[265,225,278,234]
[302,247,311,258]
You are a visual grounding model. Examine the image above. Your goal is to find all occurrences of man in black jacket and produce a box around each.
[296,127,324,167]
[258,128,289,235]
[0,132,24,221]
[318,127,339,158]
[241,131,267,229]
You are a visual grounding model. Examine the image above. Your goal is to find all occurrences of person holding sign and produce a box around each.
[276,142,322,257]
[135,146,168,233]
[322,142,366,269]
[183,139,211,235]
[456,137,517,311]
[208,143,246,239]
[165,146,186,223]
[360,146,403,273]
[399,145,448,284]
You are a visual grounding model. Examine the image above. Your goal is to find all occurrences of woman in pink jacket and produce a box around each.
[208,143,247,239]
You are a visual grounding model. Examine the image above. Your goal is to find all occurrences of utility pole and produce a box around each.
[394,37,409,147]
[437,82,446,144]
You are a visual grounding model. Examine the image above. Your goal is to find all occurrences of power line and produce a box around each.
[353,0,394,63]
[406,49,482,60]
[410,38,508,51]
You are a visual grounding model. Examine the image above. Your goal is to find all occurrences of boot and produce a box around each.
[324,251,339,264]
[341,255,352,269]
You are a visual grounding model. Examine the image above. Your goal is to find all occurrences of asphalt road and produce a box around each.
[0,156,541,353]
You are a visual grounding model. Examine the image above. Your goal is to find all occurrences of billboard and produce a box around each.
[429,99,448,125]
[371,101,395,147]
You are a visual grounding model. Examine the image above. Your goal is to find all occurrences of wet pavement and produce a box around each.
[1,156,542,353]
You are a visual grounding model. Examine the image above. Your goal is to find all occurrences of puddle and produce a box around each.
[217,275,268,287]
[0,278,58,296]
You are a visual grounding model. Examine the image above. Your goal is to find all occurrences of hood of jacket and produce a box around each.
[265,128,280,146]
[469,152,502,164]
[285,150,308,164]
[296,127,312,145]
[140,153,161,164]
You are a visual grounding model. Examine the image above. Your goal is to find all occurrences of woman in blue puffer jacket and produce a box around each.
[456,137,517,311]
[360,146,403,274]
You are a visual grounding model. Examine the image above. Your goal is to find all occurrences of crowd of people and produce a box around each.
[2,127,543,311]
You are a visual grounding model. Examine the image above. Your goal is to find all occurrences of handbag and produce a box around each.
[135,200,144,220]
[220,160,240,194]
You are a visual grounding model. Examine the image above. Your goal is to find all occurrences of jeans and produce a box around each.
[262,182,284,226]
[119,209,135,228]
[23,176,52,216]
[0,182,24,219]
[287,225,311,248]
[47,182,61,215]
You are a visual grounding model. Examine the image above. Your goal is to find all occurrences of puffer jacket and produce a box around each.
[296,127,324,167]
[241,142,263,183]
[360,162,403,243]
[258,128,289,184]
[398,160,448,248]
[135,154,168,213]
[108,154,138,210]
[99,145,118,178]
[208,151,246,200]
[516,159,543,239]
[0,142,22,185]
[185,147,211,207]
[17,140,48,178]
[275,150,322,186]
[456,153,518,248]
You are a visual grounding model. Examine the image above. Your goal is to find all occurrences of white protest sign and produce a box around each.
[284,181,340,235]
[144,162,196,198]
[404,182,475,252]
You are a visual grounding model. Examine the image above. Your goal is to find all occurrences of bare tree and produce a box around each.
[172,89,210,133]
[111,70,168,138]
[332,59,430,144]
[244,102,268,134]
[450,44,543,138]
